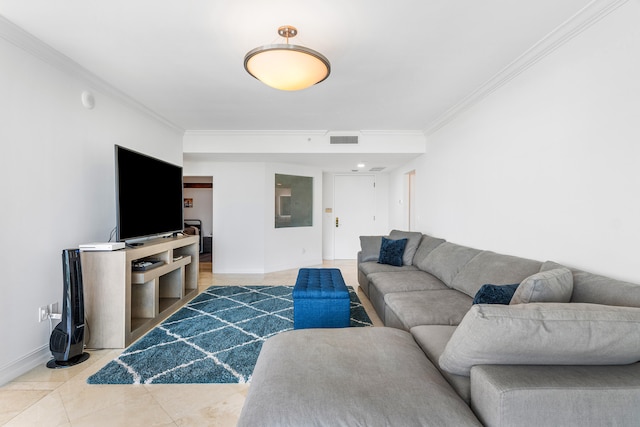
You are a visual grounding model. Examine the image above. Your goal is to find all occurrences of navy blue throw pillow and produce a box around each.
[472,283,520,305]
[378,237,408,267]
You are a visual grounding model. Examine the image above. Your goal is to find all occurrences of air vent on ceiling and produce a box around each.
[330,135,359,144]
[369,166,386,172]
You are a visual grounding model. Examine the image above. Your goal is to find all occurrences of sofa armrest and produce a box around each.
[471,363,640,427]
[359,235,383,262]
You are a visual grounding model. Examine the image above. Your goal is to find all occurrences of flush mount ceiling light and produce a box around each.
[244,25,331,91]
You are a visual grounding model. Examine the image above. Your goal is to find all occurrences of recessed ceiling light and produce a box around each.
[357,163,365,168]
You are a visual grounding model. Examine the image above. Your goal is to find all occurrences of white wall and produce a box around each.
[182,162,392,269]
[388,169,410,231]
[264,163,323,272]
[183,161,266,273]
[389,1,640,283]
[184,130,425,155]
[182,160,324,273]
[0,26,183,384]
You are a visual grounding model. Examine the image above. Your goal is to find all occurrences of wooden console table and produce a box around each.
[80,235,199,348]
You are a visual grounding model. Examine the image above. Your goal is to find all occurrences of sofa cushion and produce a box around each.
[472,284,519,305]
[471,364,640,427]
[510,267,573,304]
[389,230,423,266]
[412,234,446,269]
[384,289,473,330]
[538,260,565,272]
[359,261,418,276]
[571,269,640,307]
[359,235,384,262]
[411,325,471,403]
[378,237,407,266]
[421,242,482,287]
[439,303,640,376]
[367,271,449,322]
[451,251,542,298]
[540,260,640,308]
[237,327,482,427]
[368,271,450,294]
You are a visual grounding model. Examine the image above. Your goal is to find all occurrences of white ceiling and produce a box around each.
[0,0,594,171]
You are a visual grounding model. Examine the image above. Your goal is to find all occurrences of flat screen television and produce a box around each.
[115,145,184,242]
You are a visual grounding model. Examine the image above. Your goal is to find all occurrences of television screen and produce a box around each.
[115,145,184,242]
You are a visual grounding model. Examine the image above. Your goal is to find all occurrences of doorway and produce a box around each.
[333,175,376,259]
[406,170,416,231]
[183,176,213,272]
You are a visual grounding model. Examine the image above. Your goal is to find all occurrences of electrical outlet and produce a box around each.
[38,305,49,322]
[49,302,61,321]
[49,302,59,316]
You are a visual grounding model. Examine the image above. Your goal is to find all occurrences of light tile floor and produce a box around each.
[1,259,381,426]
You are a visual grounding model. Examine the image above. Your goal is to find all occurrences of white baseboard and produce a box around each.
[0,345,51,386]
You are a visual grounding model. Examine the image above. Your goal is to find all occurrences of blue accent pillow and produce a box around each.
[473,283,519,305]
[378,237,408,267]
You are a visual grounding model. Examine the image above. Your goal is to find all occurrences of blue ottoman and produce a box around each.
[293,268,351,329]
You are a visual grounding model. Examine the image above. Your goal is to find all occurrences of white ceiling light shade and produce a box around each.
[244,25,330,91]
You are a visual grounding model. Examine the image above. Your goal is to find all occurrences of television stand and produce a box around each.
[81,235,199,348]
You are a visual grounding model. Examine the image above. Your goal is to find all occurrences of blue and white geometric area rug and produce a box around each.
[87,285,372,385]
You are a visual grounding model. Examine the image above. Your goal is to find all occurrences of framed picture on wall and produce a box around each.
[275,174,312,228]
[184,198,193,208]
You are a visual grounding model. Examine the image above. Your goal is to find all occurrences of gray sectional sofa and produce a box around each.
[238,230,640,426]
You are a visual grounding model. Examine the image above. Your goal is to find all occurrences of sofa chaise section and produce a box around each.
[238,327,482,427]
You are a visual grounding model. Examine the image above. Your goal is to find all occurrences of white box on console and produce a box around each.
[79,242,125,251]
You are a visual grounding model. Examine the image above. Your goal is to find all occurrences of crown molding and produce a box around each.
[424,0,629,136]
[184,129,425,137]
[0,15,183,133]
[359,130,425,136]
[184,130,328,136]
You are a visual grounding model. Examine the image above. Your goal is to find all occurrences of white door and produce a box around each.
[334,175,376,259]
